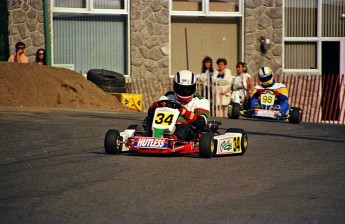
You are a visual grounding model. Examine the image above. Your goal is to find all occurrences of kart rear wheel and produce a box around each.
[199,133,215,158]
[228,103,240,119]
[104,129,122,154]
[226,128,248,155]
[288,107,302,124]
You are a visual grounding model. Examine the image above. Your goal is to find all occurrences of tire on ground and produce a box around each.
[87,69,125,87]
[228,103,240,119]
[199,132,215,158]
[98,85,126,93]
[288,107,302,124]
[104,129,122,154]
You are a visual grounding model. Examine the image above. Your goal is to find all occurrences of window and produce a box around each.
[209,0,238,12]
[284,0,345,72]
[170,0,244,75]
[54,0,86,8]
[54,0,125,10]
[322,0,345,37]
[171,0,241,16]
[94,0,123,9]
[285,42,317,69]
[284,0,318,71]
[284,0,317,37]
[52,0,128,74]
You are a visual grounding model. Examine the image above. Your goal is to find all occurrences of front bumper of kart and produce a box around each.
[242,109,288,120]
[125,137,199,154]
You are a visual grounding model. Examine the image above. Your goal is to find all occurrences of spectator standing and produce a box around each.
[196,56,218,115]
[35,49,46,65]
[215,58,233,117]
[221,62,252,109]
[8,42,29,63]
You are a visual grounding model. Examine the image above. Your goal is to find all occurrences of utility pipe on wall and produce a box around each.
[43,0,51,65]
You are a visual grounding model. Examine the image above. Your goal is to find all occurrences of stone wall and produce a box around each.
[244,0,283,75]
[130,0,170,78]
[7,0,46,63]
[7,0,284,77]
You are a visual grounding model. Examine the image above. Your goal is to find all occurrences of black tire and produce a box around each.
[199,133,215,158]
[288,107,302,124]
[98,85,126,93]
[104,129,122,154]
[228,103,240,119]
[242,98,250,110]
[87,69,125,87]
[225,128,248,155]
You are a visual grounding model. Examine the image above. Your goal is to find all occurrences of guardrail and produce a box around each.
[126,74,345,124]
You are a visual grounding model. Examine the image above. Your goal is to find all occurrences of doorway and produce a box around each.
[171,17,240,76]
[321,41,340,121]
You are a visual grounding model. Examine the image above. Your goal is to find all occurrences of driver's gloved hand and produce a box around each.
[178,107,196,123]
[148,101,159,116]
[158,101,166,107]
[273,90,280,96]
[256,89,265,94]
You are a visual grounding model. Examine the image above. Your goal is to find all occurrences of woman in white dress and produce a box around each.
[215,58,233,117]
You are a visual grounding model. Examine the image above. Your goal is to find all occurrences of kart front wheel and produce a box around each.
[104,129,122,154]
[226,128,248,155]
[199,133,215,158]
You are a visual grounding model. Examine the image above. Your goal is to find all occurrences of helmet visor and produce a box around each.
[259,75,272,83]
[174,82,196,97]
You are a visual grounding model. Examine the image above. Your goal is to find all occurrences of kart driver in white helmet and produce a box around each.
[145,70,211,141]
[249,66,289,114]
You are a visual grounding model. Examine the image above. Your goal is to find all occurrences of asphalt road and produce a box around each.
[0,109,344,224]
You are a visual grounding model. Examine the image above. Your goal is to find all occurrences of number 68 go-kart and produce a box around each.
[104,100,248,158]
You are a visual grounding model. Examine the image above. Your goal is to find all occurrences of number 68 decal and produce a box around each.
[154,113,175,126]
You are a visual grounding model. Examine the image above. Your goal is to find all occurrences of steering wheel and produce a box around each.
[157,99,182,109]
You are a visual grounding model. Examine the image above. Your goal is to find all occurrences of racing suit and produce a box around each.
[145,91,210,141]
[249,81,289,114]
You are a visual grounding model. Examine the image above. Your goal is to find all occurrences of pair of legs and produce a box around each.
[217,105,228,117]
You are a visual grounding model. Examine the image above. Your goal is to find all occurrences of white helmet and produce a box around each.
[173,70,196,103]
[259,66,274,87]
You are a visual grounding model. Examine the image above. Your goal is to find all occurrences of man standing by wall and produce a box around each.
[8,41,29,63]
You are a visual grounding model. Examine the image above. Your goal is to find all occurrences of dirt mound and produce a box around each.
[0,62,131,112]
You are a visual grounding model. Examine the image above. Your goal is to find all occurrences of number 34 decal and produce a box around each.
[155,113,175,125]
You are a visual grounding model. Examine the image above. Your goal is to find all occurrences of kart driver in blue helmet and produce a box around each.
[249,66,289,114]
[145,70,210,141]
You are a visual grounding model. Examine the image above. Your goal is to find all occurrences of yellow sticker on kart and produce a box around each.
[154,112,177,126]
[217,136,242,154]
[260,92,275,106]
